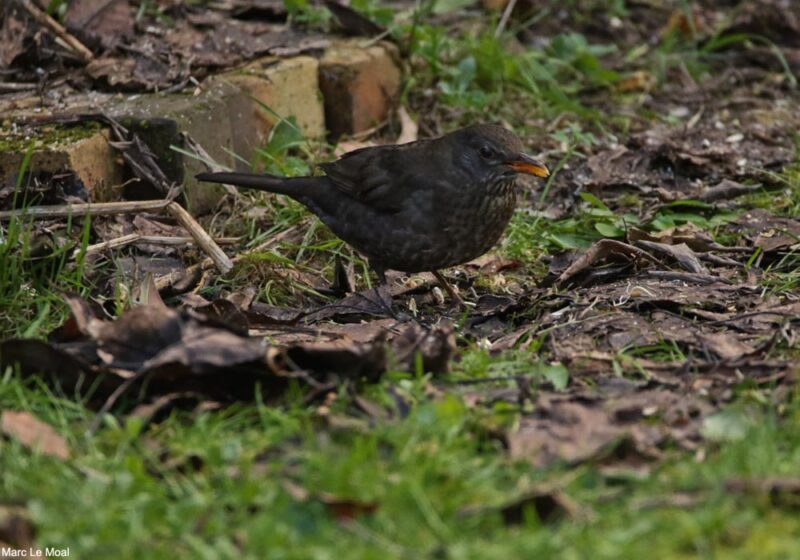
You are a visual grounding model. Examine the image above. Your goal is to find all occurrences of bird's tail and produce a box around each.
[195,172,306,197]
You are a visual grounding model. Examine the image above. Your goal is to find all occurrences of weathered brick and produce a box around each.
[216,55,326,158]
[318,40,402,138]
[0,124,121,201]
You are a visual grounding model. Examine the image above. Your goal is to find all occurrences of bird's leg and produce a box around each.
[432,270,465,307]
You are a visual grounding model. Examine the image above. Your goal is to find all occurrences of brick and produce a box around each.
[318,40,402,138]
[2,42,404,216]
[0,124,122,202]
[215,55,326,159]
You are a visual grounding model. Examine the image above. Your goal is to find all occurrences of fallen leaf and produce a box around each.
[64,0,134,49]
[698,332,756,361]
[1,411,70,460]
[634,240,708,274]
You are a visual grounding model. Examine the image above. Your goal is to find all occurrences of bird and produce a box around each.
[196,123,549,305]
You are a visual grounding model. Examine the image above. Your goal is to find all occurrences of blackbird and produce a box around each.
[196,124,548,301]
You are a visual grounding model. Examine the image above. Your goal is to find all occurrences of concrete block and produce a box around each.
[110,80,248,214]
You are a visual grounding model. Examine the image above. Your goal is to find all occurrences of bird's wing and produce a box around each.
[319,140,432,213]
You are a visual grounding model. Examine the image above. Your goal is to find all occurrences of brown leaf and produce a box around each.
[0,2,34,68]
[509,390,710,468]
[128,392,208,425]
[509,400,620,467]
[64,0,134,49]
[634,240,708,274]
[698,332,757,361]
[1,411,70,460]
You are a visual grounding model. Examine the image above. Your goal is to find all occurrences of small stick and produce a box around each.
[0,199,170,220]
[494,0,518,38]
[138,235,240,246]
[75,233,141,258]
[166,201,233,274]
[21,0,94,63]
[0,82,38,93]
[75,234,241,258]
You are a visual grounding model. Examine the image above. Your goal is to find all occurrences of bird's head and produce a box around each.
[450,124,549,193]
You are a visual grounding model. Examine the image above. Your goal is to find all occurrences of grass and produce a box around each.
[2,369,800,558]
[3,0,800,557]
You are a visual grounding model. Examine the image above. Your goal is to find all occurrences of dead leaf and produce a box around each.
[1,411,70,460]
[0,2,35,68]
[508,390,710,468]
[633,240,708,274]
[64,0,134,49]
[698,332,757,361]
[508,400,620,467]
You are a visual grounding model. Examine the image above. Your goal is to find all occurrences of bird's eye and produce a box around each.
[479,146,494,159]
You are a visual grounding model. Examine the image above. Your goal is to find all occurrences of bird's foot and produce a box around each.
[348,283,405,320]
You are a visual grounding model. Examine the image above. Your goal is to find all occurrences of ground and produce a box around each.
[1,0,800,558]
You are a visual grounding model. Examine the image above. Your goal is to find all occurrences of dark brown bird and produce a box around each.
[197,124,548,302]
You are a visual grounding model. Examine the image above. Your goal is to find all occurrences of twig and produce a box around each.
[0,82,37,93]
[138,235,240,246]
[0,199,170,220]
[642,270,729,285]
[73,233,241,258]
[75,233,141,258]
[21,0,94,63]
[494,0,519,38]
[166,201,233,274]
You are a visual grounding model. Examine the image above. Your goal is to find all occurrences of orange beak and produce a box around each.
[507,153,549,178]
